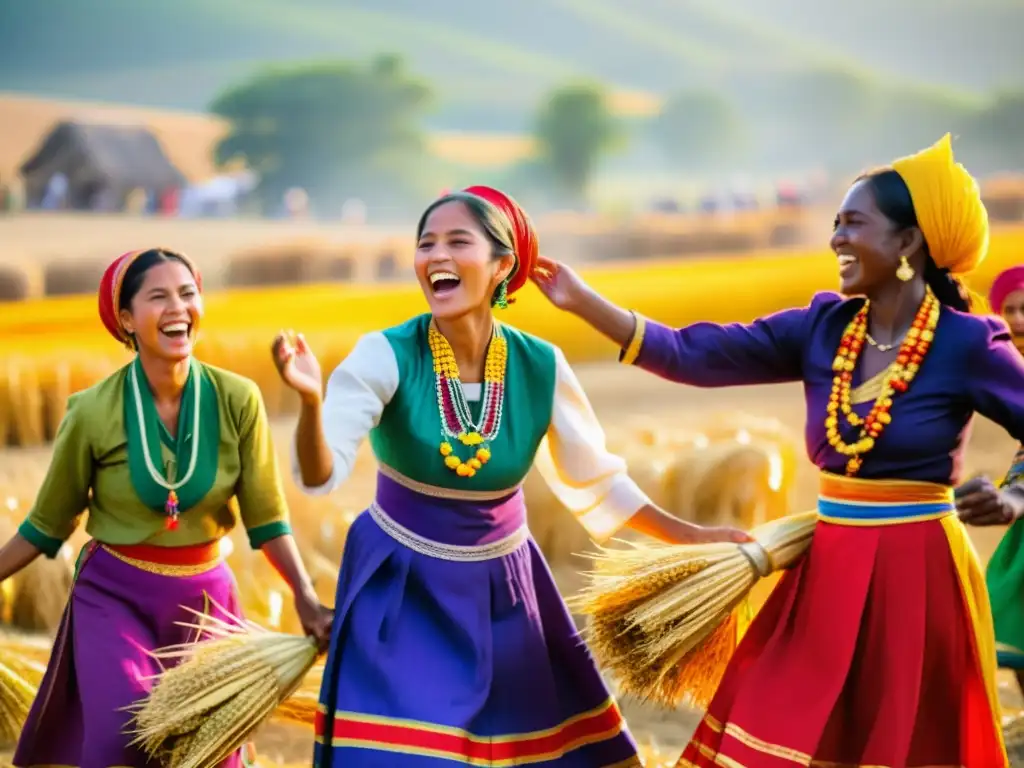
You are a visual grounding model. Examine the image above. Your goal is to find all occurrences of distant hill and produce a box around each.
[719,0,1024,94]
[2,0,1017,131]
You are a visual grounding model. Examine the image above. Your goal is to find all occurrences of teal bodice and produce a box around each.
[369,314,556,490]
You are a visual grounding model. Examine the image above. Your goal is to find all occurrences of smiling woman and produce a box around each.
[2,247,332,768]
[271,185,746,768]
[532,135,1024,768]
[414,186,532,317]
[111,249,201,356]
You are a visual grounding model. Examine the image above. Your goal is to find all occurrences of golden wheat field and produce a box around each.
[1,360,1024,765]
[2,235,1023,450]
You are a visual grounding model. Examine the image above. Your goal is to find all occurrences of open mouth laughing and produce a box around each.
[429,270,462,297]
[160,321,192,342]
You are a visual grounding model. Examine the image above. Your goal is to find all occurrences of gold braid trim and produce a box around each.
[100,545,223,577]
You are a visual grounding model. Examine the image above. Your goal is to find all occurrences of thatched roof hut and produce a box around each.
[19,120,186,210]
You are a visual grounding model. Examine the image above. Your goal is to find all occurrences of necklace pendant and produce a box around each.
[165,490,180,531]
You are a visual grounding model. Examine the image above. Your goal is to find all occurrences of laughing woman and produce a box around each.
[532,136,1024,767]
[4,248,331,768]
[273,185,747,767]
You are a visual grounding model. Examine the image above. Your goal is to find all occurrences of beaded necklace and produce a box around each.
[825,287,939,476]
[428,323,508,478]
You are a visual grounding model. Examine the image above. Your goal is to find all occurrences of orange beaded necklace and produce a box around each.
[428,323,508,478]
[825,287,940,476]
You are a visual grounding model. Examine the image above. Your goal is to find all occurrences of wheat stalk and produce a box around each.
[572,510,818,709]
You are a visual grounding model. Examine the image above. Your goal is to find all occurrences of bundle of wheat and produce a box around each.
[128,606,319,768]
[0,632,52,676]
[8,543,76,634]
[1004,713,1024,765]
[570,510,817,710]
[0,632,52,747]
[0,659,37,747]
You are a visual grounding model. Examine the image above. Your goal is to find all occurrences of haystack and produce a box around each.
[224,241,326,288]
[42,259,106,298]
[2,359,45,448]
[525,416,798,570]
[0,515,81,635]
[0,267,30,303]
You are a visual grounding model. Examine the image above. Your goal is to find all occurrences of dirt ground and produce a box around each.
[3,360,1023,765]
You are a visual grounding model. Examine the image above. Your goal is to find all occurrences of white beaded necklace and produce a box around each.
[128,359,202,524]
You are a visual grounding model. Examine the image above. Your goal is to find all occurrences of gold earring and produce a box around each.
[896,255,915,282]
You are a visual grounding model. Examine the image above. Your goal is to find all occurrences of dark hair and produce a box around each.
[857,169,971,312]
[416,192,517,307]
[118,248,195,312]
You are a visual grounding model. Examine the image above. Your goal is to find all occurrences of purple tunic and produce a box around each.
[628,292,1024,483]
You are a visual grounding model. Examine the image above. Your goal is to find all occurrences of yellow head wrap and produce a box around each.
[890,133,989,276]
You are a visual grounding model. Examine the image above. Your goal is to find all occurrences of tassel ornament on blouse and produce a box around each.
[165,490,180,531]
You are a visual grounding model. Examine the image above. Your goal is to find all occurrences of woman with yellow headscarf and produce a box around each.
[533,135,1023,767]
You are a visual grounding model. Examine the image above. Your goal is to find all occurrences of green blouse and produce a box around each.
[370,314,556,490]
[19,361,291,558]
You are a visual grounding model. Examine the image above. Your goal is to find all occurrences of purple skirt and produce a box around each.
[14,541,251,768]
[314,470,641,767]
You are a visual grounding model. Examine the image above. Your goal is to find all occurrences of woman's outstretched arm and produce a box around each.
[531,256,820,388]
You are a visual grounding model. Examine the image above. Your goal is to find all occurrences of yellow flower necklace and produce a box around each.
[429,324,508,478]
[825,286,939,476]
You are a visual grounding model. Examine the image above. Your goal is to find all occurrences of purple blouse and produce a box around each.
[626,292,1024,485]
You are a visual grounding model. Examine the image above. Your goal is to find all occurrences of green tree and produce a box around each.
[534,82,621,203]
[211,54,433,215]
[650,89,745,170]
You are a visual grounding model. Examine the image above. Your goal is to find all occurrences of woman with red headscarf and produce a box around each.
[2,248,331,767]
[960,264,1024,696]
[272,187,746,767]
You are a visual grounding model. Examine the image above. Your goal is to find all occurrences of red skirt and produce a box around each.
[679,478,1006,768]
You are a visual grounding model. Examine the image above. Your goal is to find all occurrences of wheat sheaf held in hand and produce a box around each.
[126,602,320,768]
[570,511,818,710]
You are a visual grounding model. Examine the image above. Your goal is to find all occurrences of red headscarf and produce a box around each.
[462,185,538,298]
[98,248,201,347]
[989,265,1024,316]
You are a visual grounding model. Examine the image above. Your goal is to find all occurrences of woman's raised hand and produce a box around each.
[531,255,590,312]
[272,331,323,405]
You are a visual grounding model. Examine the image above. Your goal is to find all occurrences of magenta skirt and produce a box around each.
[14,541,254,768]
